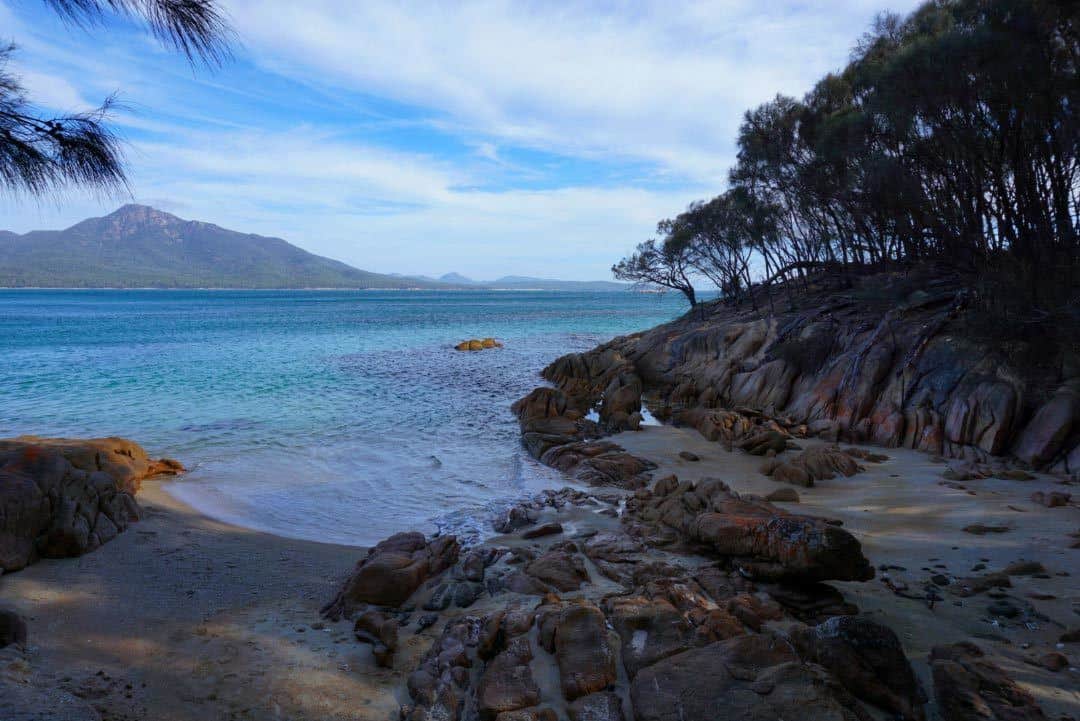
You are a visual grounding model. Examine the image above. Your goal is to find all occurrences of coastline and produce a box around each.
[5,429,1077,719]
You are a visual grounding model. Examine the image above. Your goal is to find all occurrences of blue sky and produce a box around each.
[0,0,919,280]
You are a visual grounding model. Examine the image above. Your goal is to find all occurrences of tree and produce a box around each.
[1,0,231,196]
[612,235,697,307]
[619,0,1078,325]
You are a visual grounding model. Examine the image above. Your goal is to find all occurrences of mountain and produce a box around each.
[0,205,458,290]
[438,272,480,285]
[488,275,628,291]
[433,273,628,291]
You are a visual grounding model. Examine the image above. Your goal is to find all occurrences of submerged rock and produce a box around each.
[455,337,503,351]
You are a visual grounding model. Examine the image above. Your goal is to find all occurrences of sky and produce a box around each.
[0,0,920,280]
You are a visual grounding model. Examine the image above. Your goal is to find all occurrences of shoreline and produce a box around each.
[5,427,1077,719]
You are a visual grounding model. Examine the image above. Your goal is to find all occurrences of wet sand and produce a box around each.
[612,425,1080,717]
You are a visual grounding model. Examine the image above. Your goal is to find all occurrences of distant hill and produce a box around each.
[0,205,459,289]
[434,272,628,291]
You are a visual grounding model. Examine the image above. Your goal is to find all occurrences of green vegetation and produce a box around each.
[615,0,1078,329]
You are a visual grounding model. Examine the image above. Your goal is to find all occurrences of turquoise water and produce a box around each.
[0,290,689,544]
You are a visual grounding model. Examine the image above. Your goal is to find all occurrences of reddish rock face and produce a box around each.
[625,478,874,583]
[0,436,183,572]
[321,532,459,618]
[529,276,1078,469]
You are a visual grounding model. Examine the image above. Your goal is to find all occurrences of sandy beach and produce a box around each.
[1,482,415,721]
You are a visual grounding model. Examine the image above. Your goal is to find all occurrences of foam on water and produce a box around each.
[0,289,689,546]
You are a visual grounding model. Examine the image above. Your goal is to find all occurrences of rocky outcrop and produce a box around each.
[930,642,1047,720]
[624,477,874,583]
[0,436,183,572]
[535,272,1080,473]
[321,531,459,619]
[398,587,923,721]
[511,387,656,488]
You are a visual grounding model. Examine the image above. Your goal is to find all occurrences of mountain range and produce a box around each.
[0,205,627,291]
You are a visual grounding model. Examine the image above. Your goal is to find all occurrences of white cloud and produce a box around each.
[117,127,705,279]
[14,68,91,112]
[222,0,920,183]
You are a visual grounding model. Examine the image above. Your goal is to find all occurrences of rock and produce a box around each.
[987,600,1020,618]
[962,524,1010,535]
[603,594,701,678]
[626,478,873,583]
[539,600,618,701]
[1014,391,1078,466]
[763,446,863,487]
[790,616,926,721]
[403,616,480,721]
[322,532,459,618]
[525,549,589,592]
[842,447,889,462]
[631,633,864,721]
[764,488,800,503]
[930,643,1046,721]
[763,583,857,623]
[477,637,541,720]
[568,692,626,721]
[678,451,701,462]
[1037,652,1068,672]
[950,572,1011,597]
[494,710,557,721]
[495,505,537,534]
[542,441,656,489]
[0,436,182,572]
[0,609,27,648]
[1030,491,1070,508]
[456,338,503,351]
[353,609,398,667]
[738,430,790,456]
[521,522,563,540]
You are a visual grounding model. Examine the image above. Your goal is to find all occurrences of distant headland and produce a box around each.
[0,205,629,291]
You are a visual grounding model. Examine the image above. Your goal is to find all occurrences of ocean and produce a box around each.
[0,289,689,545]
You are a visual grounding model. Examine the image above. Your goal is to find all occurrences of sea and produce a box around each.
[0,289,689,546]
